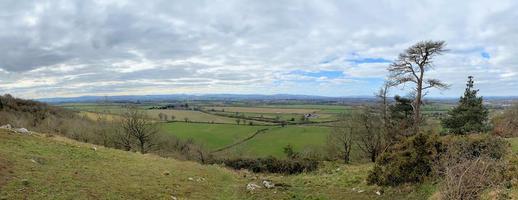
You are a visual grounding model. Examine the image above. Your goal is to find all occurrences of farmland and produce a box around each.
[57,101,462,159]
[57,102,344,158]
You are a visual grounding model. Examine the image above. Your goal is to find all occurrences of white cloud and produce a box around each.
[0,0,517,98]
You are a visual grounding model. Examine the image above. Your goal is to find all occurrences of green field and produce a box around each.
[161,122,266,150]
[234,126,330,157]
[162,122,331,158]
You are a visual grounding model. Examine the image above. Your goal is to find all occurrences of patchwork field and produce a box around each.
[147,110,240,124]
[205,106,320,114]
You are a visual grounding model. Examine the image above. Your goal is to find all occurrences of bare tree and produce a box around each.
[326,113,354,163]
[388,40,449,133]
[354,108,387,162]
[121,107,158,154]
[375,81,392,132]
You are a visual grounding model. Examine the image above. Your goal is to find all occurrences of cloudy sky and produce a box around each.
[0,0,517,99]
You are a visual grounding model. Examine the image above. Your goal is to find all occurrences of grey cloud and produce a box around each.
[0,0,518,98]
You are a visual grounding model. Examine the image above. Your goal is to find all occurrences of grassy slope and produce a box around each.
[0,130,243,199]
[0,130,435,200]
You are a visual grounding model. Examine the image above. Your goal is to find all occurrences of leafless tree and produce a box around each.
[326,113,354,163]
[375,81,392,132]
[121,107,158,154]
[354,108,387,162]
[388,40,449,133]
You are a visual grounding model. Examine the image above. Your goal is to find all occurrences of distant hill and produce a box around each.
[36,93,518,105]
[37,94,374,103]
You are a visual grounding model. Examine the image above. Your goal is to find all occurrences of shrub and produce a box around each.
[439,134,508,161]
[436,135,509,199]
[368,132,510,187]
[492,104,518,137]
[438,157,506,200]
[367,133,442,186]
[221,157,318,174]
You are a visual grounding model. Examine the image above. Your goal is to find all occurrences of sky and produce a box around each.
[0,0,517,99]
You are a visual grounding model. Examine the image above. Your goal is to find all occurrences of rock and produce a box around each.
[357,190,364,193]
[15,128,30,134]
[0,124,12,129]
[163,171,171,176]
[375,191,382,196]
[246,183,261,191]
[196,177,206,182]
[262,180,275,189]
[170,195,178,200]
[91,146,97,151]
[187,177,194,181]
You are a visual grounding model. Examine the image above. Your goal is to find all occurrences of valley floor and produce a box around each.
[0,130,438,199]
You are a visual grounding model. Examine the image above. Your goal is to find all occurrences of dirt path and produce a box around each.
[211,128,270,153]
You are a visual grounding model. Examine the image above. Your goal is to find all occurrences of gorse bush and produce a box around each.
[367,133,442,186]
[368,132,510,187]
[439,134,508,161]
[221,157,318,174]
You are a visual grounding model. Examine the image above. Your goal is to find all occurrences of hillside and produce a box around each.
[0,129,436,200]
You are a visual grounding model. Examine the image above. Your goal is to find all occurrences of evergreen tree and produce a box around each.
[442,76,489,134]
[388,95,414,137]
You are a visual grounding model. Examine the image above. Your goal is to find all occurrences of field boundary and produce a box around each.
[211,128,270,153]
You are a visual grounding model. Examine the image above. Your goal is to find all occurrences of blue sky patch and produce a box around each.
[347,57,391,64]
[481,51,490,59]
[290,70,343,79]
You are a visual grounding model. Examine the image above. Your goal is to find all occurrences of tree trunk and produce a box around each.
[414,71,424,134]
[139,140,145,154]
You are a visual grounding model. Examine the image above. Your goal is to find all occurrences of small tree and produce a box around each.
[283,144,300,160]
[158,113,166,121]
[388,40,449,133]
[353,108,387,162]
[442,76,489,134]
[121,107,158,154]
[389,95,414,137]
[326,113,354,163]
[236,118,241,125]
